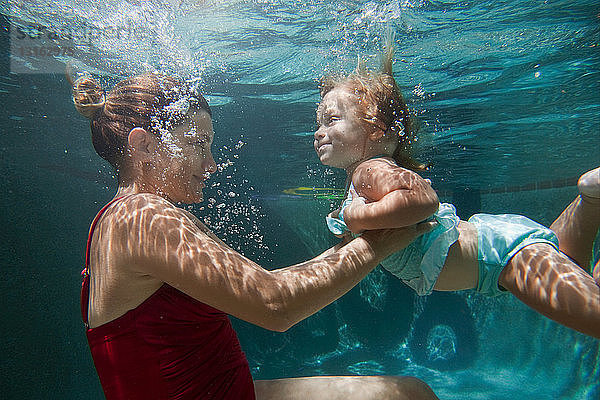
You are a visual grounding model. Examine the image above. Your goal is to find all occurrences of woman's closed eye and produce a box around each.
[184,128,209,146]
[190,139,207,146]
[185,136,210,152]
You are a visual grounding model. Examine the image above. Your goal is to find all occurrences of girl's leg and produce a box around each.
[549,167,600,269]
[499,243,600,338]
[254,376,439,400]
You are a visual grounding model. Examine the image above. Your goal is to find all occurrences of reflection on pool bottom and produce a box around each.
[425,324,457,363]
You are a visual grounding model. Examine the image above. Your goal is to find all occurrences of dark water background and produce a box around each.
[1,1,599,399]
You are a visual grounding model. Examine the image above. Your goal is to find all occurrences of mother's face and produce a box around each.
[153,109,217,204]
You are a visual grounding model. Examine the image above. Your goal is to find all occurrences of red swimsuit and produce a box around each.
[81,198,255,399]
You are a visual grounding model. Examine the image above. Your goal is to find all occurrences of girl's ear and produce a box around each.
[128,128,157,161]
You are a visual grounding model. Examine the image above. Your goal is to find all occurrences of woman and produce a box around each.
[73,73,438,400]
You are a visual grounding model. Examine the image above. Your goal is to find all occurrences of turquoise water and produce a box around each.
[0,1,599,399]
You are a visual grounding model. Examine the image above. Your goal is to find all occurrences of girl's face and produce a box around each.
[314,87,371,171]
[154,109,217,203]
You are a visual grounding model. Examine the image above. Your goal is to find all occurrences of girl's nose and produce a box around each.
[314,126,325,140]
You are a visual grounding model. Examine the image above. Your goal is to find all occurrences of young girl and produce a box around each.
[315,47,600,338]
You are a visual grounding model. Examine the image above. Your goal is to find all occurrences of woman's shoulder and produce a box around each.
[97,193,214,260]
[115,193,184,214]
[117,194,215,237]
[102,193,189,231]
[118,192,175,207]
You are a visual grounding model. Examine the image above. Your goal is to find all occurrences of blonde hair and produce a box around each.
[320,39,426,171]
[72,76,106,119]
[71,73,211,169]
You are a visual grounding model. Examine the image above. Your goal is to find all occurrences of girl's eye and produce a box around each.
[317,113,339,126]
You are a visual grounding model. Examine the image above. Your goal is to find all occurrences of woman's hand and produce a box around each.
[360,221,437,259]
[343,187,368,234]
[327,208,348,238]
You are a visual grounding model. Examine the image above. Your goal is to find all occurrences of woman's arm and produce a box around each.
[112,194,433,332]
[343,158,439,233]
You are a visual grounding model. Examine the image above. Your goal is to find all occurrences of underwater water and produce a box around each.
[0,0,599,399]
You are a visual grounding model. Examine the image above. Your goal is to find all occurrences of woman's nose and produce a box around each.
[204,154,217,174]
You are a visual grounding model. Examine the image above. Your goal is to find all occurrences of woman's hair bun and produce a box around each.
[72,76,105,119]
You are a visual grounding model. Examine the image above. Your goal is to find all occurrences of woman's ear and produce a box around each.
[367,125,386,141]
[128,128,156,161]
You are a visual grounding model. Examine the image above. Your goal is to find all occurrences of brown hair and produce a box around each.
[319,45,426,171]
[72,73,211,169]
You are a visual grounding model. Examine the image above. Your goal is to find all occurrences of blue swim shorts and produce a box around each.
[468,213,559,297]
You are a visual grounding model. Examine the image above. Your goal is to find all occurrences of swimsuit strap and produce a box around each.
[81,196,127,327]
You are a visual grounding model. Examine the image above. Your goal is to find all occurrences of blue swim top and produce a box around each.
[325,184,460,295]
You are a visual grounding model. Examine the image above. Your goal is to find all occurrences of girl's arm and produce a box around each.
[111,194,433,332]
[343,158,439,233]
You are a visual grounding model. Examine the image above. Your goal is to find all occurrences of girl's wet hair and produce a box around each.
[320,42,426,171]
[72,73,211,169]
